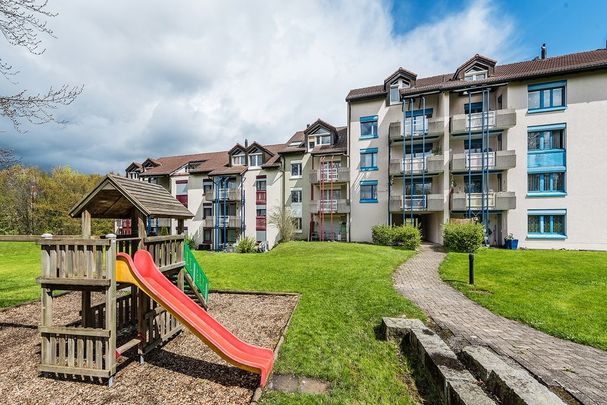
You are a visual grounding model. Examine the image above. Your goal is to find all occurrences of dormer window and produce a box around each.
[289,141,303,147]
[390,84,400,104]
[464,66,488,81]
[232,153,246,166]
[316,131,332,146]
[248,153,262,168]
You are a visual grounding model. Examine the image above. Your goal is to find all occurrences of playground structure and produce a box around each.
[36,175,273,387]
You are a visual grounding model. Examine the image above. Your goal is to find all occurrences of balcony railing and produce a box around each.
[451,191,516,211]
[450,109,516,135]
[451,150,516,172]
[202,215,240,228]
[256,190,267,204]
[389,155,444,175]
[527,149,566,171]
[203,188,241,201]
[256,216,266,230]
[389,116,444,141]
[309,167,349,183]
[309,199,350,214]
[389,194,444,212]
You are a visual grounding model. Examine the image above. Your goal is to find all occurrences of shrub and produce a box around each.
[443,222,484,253]
[372,224,421,250]
[184,236,196,250]
[372,224,393,246]
[268,207,295,243]
[392,225,421,250]
[235,235,257,253]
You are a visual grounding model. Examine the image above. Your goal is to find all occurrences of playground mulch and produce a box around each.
[0,291,298,404]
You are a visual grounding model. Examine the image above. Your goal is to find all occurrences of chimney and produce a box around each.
[244,138,248,148]
[306,123,310,128]
[541,43,547,59]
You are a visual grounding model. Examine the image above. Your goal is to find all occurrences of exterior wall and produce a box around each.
[349,97,394,242]
[506,70,607,250]
[243,167,282,249]
[283,153,310,239]
[187,173,206,243]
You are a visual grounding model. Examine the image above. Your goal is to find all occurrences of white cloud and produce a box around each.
[0,0,516,173]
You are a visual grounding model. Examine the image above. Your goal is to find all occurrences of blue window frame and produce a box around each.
[360,148,378,171]
[360,115,378,139]
[360,180,378,203]
[527,172,566,196]
[527,210,566,239]
[528,81,566,112]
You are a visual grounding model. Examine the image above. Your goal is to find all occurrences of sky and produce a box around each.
[1,0,605,174]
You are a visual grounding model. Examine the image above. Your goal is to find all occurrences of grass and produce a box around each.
[195,242,424,404]
[0,242,40,307]
[440,248,607,351]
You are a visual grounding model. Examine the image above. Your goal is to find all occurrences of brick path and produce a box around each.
[394,244,607,405]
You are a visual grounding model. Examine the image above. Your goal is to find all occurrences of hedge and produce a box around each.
[372,224,421,250]
[442,222,484,252]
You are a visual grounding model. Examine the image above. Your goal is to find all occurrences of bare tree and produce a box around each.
[0,147,19,168]
[0,0,82,132]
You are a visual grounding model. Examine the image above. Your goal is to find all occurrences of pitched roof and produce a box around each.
[139,152,211,176]
[70,175,194,219]
[310,126,347,155]
[346,48,607,101]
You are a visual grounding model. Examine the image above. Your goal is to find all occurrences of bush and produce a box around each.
[268,207,295,243]
[235,235,257,253]
[184,236,196,250]
[392,225,421,250]
[372,224,393,246]
[372,224,421,250]
[443,222,484,253]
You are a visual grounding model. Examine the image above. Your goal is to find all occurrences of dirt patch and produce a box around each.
[0,291,298,404]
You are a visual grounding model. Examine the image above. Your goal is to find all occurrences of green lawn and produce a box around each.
[196,242,424,404]
[440,248,607,351]
[0,242,40,307]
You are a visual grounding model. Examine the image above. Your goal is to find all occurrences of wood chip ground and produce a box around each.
[0,292,298,404]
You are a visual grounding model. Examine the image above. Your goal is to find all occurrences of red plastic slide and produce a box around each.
[116,251,274,386]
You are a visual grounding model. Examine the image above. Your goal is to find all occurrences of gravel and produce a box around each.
[0,291,298,404]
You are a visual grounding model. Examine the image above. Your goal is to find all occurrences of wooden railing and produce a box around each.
[143,235,185,273]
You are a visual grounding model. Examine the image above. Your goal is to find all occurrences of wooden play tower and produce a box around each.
[36,175,201,385]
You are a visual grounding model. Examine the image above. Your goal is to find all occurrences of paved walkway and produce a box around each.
[394,244,607,405]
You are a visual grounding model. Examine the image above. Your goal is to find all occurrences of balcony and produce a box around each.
[450,109,516,135]
[389,155,444,176]
[527,149,566,172]
[309,199,351,214]
[256,190,267,204]
[451,191,516,211]
[389,117,445,141]
[256,216,266,230]
[451,150,516,173]
[203,188,242,201]
[389,194,444,212]
[202,215,241,228]
[309,167,349,184]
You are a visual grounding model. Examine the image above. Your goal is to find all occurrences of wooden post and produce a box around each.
[105,235,117,379]
[177,219,184,235]
[177,220,185,291]
[81,210,91,238]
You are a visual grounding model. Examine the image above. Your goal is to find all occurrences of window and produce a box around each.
[256,208,266,217]
[294,217,303,232]
[248,153,262,168]
[405,179,432,195]
[203,206,213,218]
[464,102,483,114]
[390,84,400,104]
[404,108,432,135]
[291,189,302,203]
[360,148,378,171]
[203,180,213,193]
[464,175,484,193]
[291,162,302,178]
[528,172,565,194]
[256,178,266,190]
[232,153,246,166]
[528,81,566,112]
[175,180,188,207]
[464,67,487,81]
[405,143,433,157]
[360,180,378,203]
[289,141,303,147]
[360,116,378,139]
[316,133,332,145]
[527,210,566,238]
[527,128,564,151]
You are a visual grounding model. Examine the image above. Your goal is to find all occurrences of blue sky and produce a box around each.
[390,0,607,60]
[1,0,605,173]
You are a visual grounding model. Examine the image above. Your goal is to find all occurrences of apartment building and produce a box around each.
[123,47,607,251]
[346,48,607,250]
[123,119,351,249]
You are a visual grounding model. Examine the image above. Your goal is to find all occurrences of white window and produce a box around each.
[316,133,332,145]
[390,84,400,104]
[232,154,246,166]
[291,189,302,203]
[294,217,303,233]
[464,67,487,81]
[291,162,302,178]
[249,153,263,168]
